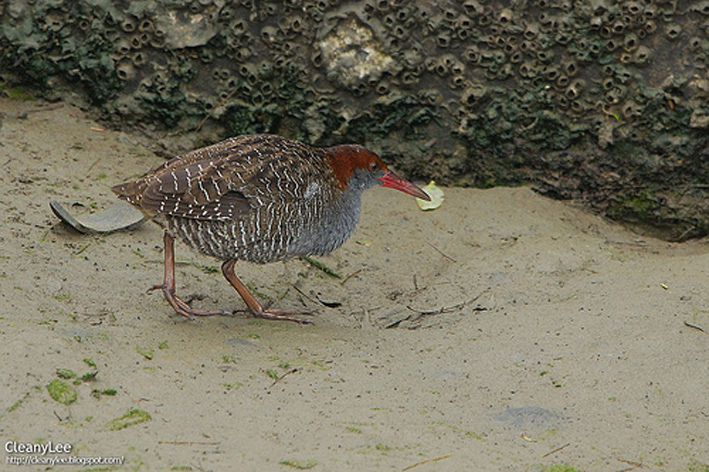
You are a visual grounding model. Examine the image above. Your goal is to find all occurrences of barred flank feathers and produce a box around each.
[111,134,384,263]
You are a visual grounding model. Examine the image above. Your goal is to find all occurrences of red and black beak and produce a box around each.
[380,171,431,201]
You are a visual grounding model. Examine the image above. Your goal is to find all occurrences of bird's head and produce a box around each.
[326,145,430,201]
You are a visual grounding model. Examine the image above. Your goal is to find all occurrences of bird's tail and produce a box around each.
[111,180,146,206]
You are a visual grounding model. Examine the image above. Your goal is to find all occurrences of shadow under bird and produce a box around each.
[112,134,430,323]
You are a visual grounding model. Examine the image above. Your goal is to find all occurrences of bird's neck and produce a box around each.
[326,145,364,190]
[304,173,368,256]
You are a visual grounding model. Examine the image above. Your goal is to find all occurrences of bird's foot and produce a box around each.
[234,307,314,324]
[220,260,315,324]
[148,284,231,319]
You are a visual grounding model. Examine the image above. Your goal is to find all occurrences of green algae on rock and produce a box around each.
[1,0,706,239]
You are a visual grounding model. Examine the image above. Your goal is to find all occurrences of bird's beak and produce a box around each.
[380,171,431,201]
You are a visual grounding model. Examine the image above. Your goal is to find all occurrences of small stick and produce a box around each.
[541,442,570,458]
[387,291,489,329]
[86,157,101,173]
[402,454,451,471]
[672,224,697,242]
[291,284,319,306]
[683,321,705,333]
[270,368,299,387]
[617,458,649,468]
[340,268,362,285]
[406,301,467,316]
[406,289,488,316]
[158,441,221,446]
[426,240,457,263]
[73,242,92,255]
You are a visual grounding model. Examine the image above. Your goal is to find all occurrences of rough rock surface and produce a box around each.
[1,0,707,239]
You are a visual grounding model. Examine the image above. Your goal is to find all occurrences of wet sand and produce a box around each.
[1,99,707,471]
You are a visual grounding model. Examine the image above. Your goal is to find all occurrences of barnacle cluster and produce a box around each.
[1,0,706,239]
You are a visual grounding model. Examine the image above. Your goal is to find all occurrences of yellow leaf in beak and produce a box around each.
[417,181,444,211]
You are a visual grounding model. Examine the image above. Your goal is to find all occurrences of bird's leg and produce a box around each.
[221,260,313,324]
[148,231,230,319]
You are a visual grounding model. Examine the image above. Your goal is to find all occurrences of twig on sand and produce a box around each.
[270,368,299,388]
[386,289,490,329]
[406,289,490,316]
[617,458,649,470]
[340,268,362,285]
[402,454,451,471]
[684,321,705,333]
[158,441,220,446]
[86,157,101,173]
[540,442,570,458]
[426,240,457,263]
[406,300,470,316]
[291,284,320,306]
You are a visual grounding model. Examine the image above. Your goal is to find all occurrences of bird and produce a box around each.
[112,133,430,323]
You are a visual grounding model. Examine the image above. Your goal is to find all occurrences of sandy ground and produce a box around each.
[0,98,708,472]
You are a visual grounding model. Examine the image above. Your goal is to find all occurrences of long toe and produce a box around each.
[171,301,233,319]
[241,308,315,324]
[180,306,233,318]
[157,286,232,319]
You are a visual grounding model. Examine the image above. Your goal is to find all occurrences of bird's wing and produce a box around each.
[128,135,333,221]
[136,140,257,221]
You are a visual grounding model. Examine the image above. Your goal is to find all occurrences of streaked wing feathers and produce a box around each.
[112,134,334,222]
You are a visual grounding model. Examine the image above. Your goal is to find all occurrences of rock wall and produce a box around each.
[1,0,707,240]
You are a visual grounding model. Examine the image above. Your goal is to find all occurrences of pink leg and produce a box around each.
[221,260,313,324]
[148,232,230,319]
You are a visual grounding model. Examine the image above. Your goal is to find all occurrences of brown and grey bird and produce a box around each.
[112,134,430,323]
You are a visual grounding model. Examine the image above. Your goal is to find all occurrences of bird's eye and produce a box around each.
[369,162,378,171]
